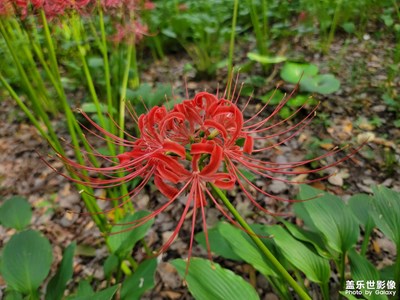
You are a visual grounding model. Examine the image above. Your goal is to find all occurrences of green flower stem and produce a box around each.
[261,0,268,39]
[97,1,114,122]
[324,0,342,53]
[227,0,239,99]
[210,184,311,300]
[9,19,56,113]
[38,12,110,231]
[246,0,267,56]
[0,19,60,149]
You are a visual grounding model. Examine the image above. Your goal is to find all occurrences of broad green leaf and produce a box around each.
[280,219,331,258]
[121,258,158,300]
[0,196,32,230]
[247,52,287,64]
[103,254,119,279]
[380,265,395,281]
[171,258,259,300]
[268,225,330,284]
[195,223,242,261]
[371,186,400,246]
[108,211,154,256]
[348,194,375,229]
[4,291,23,300]
[280,62,319,84]
[2,230,53,294]
[46,242,76,300]
[287,94,310,107]
[295,185,359,255]
[301,74,340,94]
[218,222,277,277]
[348,249,387,300]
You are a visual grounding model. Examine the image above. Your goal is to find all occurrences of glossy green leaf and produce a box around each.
[295,185,359,254]
[195,223,242,261]
[2,230,53,294]
[371,186,400,246]
[348,194,375,229]
[287,94,310,107]
[4,291,23,300]
[218,222,277,277]
[0,196,32,230]
[46,242,76,300]
[108,211,154,256]
[280,62,319,84]
[247,52,287,64]
[301,74,340,94]
[268,225,330,284]
[171,258,259,300]
[348,249,387,300]
[280,219,331,259]
[121,258,158,300]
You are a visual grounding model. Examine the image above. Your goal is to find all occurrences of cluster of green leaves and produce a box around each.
[0,197,157,300]
[256,61,339,119]
[178,185,400,299]
[1,186,399,299]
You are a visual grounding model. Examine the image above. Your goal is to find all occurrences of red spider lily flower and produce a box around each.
[47,84,364,269]
[0,1,14,16]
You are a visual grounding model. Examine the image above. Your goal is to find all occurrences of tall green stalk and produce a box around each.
[246,0,267,56]
[211,184,311,300]
[97,1,114,121]
[323,0,342,53]
[227,0,239,99]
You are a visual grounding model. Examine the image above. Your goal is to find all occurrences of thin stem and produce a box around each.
[210,184,311,300]
[324,0,342,53]
[227,0,239,99]
[97,1,114,121]
[246,0,267,56]
[119,43,133,153]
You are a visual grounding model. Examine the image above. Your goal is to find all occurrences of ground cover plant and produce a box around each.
[0,0,399,299]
